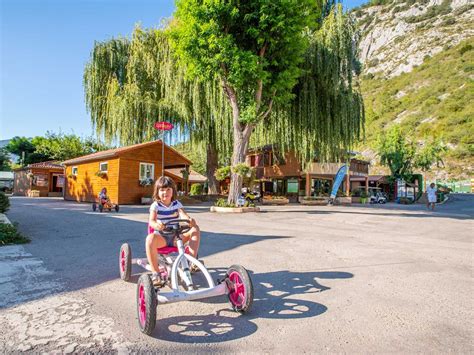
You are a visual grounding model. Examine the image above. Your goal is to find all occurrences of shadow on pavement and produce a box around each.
[3,197,291,309]
[152,269,353,343]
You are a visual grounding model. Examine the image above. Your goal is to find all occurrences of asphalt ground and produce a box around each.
[0,194,473,353]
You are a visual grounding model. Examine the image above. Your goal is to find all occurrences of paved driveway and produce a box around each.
[0,195,473,353]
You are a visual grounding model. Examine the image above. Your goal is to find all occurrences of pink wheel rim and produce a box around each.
[120,249,125,273]
[228,271,246,307]
[138,284,146,327]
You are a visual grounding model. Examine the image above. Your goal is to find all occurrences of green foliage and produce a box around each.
[5,137,40,165]
[170,0,320,108]
[441,16,455,26]
[360,39,474,177]
[215,198,235,208]
[85,2,364,203]
[415,138,446,171]
[189,184,203,196]
[5,133,108,166]
[0,192,10,213]
[459,44,473,56]
[33,132,108,162]
[0,223,30,246]
[173,142,206,175]
[377,125,416,180]
[0,148,11,171]
[215,166,231,181]
[231,163,252,177]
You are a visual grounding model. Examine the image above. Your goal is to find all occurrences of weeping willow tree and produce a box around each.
[170,0,364,203]
[84,29,233,194]
[84,1,364,204]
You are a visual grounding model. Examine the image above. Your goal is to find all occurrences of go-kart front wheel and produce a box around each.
[115,204,120,212]
[98,204,103,212]
[226,264,254,313]
[137,274,157,335]
[92,203,97,212]
[119,243,131,281]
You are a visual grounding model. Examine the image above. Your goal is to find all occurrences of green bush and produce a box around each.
[189,184,203,196]
[214,166,231,181]
[0,192,10,213]
[215,198,235,208]
[231,163,252,177]
[459,44,473,56]
[0,223,30,246]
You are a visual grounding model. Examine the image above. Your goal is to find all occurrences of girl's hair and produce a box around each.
[153,176,177,202]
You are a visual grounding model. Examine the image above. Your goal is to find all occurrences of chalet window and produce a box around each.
[263,151,272,167]
[287,179,298,194]
[99,162,108,173]
[249,155,256,167]
[140,163,155,180]
[72,166,78,175]
[273,151,286,165]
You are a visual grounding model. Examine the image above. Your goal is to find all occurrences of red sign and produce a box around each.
[154,121,174,131]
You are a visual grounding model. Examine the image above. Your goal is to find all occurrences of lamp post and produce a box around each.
[154,121,174,177]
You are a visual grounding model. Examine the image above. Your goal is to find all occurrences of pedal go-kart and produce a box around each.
[92,199,120,212]
[119,219,253,335]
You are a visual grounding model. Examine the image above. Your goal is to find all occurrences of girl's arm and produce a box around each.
[178,208,197,227]
[149,209,164,231]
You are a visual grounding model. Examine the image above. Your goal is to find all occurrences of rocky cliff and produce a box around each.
[353,0,473,180]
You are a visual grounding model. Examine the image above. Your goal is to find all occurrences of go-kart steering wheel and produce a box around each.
[159,219,192,238]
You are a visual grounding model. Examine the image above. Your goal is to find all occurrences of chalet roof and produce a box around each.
[14,161,64,171]
[62,140,192,166]
[165,168,207,183]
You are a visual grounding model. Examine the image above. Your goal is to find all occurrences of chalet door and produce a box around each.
[50,173,64,193]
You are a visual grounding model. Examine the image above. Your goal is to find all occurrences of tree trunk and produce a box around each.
[222,80,254,205]
[206,142,220,195]
[228,131,247,205]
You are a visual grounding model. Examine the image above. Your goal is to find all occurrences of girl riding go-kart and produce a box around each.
[119,176,254,335]
[92,187,119,212]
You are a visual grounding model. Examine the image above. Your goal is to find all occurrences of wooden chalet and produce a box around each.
[62,140,192,205]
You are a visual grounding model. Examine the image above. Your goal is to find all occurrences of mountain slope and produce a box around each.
[353,0,474,180]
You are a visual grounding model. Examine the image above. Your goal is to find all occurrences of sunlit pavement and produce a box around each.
[1,195,472,353]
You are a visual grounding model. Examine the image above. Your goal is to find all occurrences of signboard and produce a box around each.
[330,165,347,199]
[154,121,174,131]
[57,175,65,188]
[33,174,48,187]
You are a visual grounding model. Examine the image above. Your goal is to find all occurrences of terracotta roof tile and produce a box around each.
[62,140,192,165]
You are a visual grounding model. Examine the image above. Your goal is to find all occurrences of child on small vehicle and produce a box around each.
[146,176,201,285]
[98,187,109,205]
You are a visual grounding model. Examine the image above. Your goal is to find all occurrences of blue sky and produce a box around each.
[0,0,367,141]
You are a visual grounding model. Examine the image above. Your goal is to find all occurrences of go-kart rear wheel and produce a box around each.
[226,264,253,313]
[137,274,157,335]
[115,204,120,212]
[98,204,103,212]
[119,243,132,281]
[92,203,97,212]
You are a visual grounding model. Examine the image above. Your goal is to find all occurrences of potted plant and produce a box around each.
[210,197,260,213]
[300,196,328,205]
[139,177,154,187]
[360,190,368,204]
[262,195,289,205]
[95,171,107,178]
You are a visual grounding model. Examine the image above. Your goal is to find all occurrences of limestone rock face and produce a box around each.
[355,0,474,78]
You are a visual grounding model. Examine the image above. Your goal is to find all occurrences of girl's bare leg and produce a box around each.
[181,226,201,258]
[145,233,167,273]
